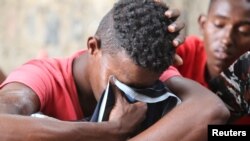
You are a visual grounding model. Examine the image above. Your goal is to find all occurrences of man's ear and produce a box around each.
[87,36,101,55]
[198,14,207,35]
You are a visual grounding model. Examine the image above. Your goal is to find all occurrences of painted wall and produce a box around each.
[0,0,209,74]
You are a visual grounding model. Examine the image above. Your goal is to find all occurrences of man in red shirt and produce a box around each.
[162,0,250,123]
[0,0,229,140]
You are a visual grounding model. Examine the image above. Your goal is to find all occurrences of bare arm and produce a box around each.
[129,76,230,141]
[0,83,146,141]
[0,114,122,141]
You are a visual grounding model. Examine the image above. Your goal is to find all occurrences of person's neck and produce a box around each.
[72,53,97,117]
[205,63,218,83]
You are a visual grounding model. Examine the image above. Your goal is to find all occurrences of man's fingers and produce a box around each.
[173,54,183,66]
[168,19,185,33]
[133,102,147,119]
[172,32,185,47]
[110,83,125,104]
[133,102,147,110]
[165,9,186,47]
[165,8,180,19]
[154,0,164,4]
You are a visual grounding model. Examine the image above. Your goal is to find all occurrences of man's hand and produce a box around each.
[165,8,185,66]
[165,9,185,46]
[108,83,147,137]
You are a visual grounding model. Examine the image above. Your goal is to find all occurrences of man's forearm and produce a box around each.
[129,76,230,141]
[129,94,229,141]
[0,114,124,141]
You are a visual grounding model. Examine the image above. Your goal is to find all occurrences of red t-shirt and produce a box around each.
[175,36,208,87]
[0,51,84,120]
[159,66,181,82]
[1,50,180,121]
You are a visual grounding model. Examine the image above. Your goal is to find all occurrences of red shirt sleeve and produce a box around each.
[0,59,53,110]
[0,51,85,120]
[159,66,181,82]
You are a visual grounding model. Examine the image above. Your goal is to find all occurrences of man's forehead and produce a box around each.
[210,0,250,13]
[209,0,250,21]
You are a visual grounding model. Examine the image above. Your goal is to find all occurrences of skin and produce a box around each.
[0,69,5,84]
[130,76,229,141]
[0,7,229,141]
[199,0,250,80]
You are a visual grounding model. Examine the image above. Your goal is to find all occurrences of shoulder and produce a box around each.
[159,66,181,82]
[178,35,204,51]
[177,35,205,58]
[0,82,40,115]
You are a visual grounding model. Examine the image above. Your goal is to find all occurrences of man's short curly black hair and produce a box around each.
[96,0,177,73]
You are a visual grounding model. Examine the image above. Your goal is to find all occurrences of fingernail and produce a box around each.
[168,25,175,32]
[165,11,172,17]
[173,40,179,46]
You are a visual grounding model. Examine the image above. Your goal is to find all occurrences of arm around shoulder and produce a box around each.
[165,76,230,124]
[129,76,230,141]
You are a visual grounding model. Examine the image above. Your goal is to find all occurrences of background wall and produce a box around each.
[0,0,209,74]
